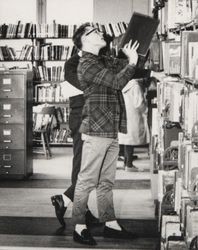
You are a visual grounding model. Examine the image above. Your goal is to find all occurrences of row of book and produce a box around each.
[162,31,198,80]
[33,65,64,82]
[0,21,128,39]
[0,22,33,39]
[34,45,76,61]
[159,139,198,249]
[34,82,69,103]
[0,45,33,61]
[94,22,128,38]
[0,22,78,39]
[50,128,72,144]
[154,75,198,249]
[156,78,198,149]
[0,44,77,62]
[164,0,198,31]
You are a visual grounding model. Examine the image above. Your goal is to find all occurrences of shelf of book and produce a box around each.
[0,19,129,148]
[152,1,198,247]
[153,76,198,249]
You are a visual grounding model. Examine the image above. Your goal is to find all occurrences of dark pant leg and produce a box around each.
[119,144,124,156]
[64,107,83,201]
[124,145,134,167]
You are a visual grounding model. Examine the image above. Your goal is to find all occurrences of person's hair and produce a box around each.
[99,33,113,56]
[72,22,91,50]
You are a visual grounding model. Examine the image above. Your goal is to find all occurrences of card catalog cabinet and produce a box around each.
[0,70,33,179]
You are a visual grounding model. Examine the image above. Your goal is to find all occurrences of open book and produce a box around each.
[119,12,160,57]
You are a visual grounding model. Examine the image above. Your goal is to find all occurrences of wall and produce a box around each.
[93,0,152,24]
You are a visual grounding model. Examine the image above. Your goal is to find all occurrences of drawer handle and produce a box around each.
[3,140,12,143]
[3,114,12,118]
[3,89,12,92]
[3,165,12,168]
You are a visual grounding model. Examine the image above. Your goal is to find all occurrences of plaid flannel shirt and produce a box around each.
[77,52,136,138]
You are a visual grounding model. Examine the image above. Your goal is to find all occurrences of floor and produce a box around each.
[0,146,160,249]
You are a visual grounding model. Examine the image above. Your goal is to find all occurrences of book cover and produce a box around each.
[181,31,198,78]
[119,12,160,57]
[188,42,198,79]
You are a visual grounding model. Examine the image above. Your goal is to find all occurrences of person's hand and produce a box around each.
[122,40,139,66]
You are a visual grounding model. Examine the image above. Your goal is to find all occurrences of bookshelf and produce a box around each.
[150,1,198,249]
[0,20,129,146]
[0,22,77,146]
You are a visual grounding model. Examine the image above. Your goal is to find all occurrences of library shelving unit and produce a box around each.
[150,1,198,249]
[0,22,78,146]
[0,21,128,146]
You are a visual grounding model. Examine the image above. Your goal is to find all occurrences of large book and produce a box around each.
[118,12,160,57]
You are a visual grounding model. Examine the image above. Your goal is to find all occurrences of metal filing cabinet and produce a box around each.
[0,70,33,179]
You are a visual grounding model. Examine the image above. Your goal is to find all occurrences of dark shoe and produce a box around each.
[104,225,138,239]
[125,165,139,172]
[85,210,100,227]
[73,229,97,245]
[51,195,66,227]
[132,155,138,160]
[118,156,124,161]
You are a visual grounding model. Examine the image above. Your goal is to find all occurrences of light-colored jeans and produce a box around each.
[72,134,119,224]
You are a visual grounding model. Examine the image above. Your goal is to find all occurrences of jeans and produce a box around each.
[72,135,119,224]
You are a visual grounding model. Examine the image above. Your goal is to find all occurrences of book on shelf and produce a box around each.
[118,12,160,57]
[186,204,198,239]
[158,169,178,202]
[175,0,192,24]
[50,127,71,144]
[181,31,198,78]
[35,82,78,103]
[0,20,129,39]
[148,38,163,71]
[185,90,198,135]
[35,65,64,82]
[192,0,198,21]
[157,79,183,123]
[188,42,198,79]
[186,150,198,192]
[162,41,181,75]
[161,214,180,242]
[174,171,182,213]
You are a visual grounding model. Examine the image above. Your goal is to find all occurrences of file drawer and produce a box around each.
[0,150,24,175]
[0,124,25,149]
[0,99,25,123]
[0,70,33,179]
[0,74,25,98]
